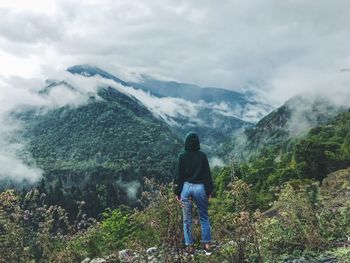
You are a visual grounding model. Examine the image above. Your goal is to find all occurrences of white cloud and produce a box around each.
[0,147,43,183]
[0,116,43,183]
[113,81,268,124]
[0,0,56,14]
[0,0,348,105]
[0,49,42,77]
[269,68,350,106]
[0,9,60,43]
[116,178,140,200]
[209,156,225,167]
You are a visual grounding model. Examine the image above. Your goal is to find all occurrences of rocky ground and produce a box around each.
[81,241,350,263]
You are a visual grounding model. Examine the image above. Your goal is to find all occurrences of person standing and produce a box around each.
[173,132,214,255]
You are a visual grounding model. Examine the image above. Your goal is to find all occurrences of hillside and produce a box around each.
[18,85,182,180]
[67,65,271,157]
[2,82,350,262]
[220,96,346,161]
[2,80,183,217]
[233,109,350,207]
[2,166,350,262]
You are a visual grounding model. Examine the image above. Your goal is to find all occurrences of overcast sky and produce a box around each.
[1,0,350,104]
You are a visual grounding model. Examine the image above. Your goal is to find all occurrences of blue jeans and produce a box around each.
[180,181,211,245]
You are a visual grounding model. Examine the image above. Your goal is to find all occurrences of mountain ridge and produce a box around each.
[62,65,272,158]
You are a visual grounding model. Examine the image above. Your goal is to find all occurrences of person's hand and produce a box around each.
[175,195,181,202]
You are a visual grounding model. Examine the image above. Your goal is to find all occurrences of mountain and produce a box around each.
[128,75,248,105]
[221,95,347,161]
[127,75,272,123]
[229,107,350,210]
[28,85,181,177]
[8,79,183,210]
[67,65,272,158]
[0,64,272,215]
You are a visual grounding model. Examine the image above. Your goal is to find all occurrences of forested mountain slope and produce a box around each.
[220,96,346,161]
[67,65,271,156]
[2,81,183,217]
[233,109,350,206]
[16,83,182,183]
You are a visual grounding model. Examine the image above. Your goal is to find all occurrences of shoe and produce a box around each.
[203,243,212,256]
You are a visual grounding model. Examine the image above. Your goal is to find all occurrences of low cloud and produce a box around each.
[267,68,350,107]
[209,156,225,167]
[0,148,43,183]
[267,70,350,138]
[116,178,141,200]
[0,116,42,183]
[122,84,270,124]
[0,72,106,184]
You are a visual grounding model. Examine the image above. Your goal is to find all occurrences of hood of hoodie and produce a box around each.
[185,132,200,152]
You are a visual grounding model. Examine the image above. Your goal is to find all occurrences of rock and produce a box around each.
[147,255,159,263]
[118,249,135,262]
[146,246,157,255]
[81,258,90,263]
[227,240,236,246]
[318,257,337,263]
[90,258,106,263]
[105,253,119,262]
[283,255,338,263]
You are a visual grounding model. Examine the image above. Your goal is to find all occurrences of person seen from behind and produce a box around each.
[173,132,214,256]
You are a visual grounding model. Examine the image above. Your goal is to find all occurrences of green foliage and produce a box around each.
[209,179,263,262]
[328,247,350,262]
[0,189,76,263]
[318,204,350,241]
[0,190,32,263]
[317,168,350,240]
[130,179,184,261]
[257,183,324,261]
[2,167,350,262]
[49,208,138,261]
[100,208,137,251]
[213,166,233,197]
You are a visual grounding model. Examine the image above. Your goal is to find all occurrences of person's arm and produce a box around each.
[173,154,184,198]
[203,154,214,197]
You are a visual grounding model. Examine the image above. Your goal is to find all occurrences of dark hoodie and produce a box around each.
[173,132,214,197]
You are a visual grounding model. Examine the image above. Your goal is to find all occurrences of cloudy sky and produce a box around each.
[1,0,350,104]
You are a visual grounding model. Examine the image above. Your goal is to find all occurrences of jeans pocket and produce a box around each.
[181,182,190,198]
[200,184,206,195]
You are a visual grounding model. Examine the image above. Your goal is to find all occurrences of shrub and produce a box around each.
[257,182,324,261]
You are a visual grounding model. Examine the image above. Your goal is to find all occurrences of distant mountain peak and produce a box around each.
[67,64,99,73]
[67,64,128,86]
